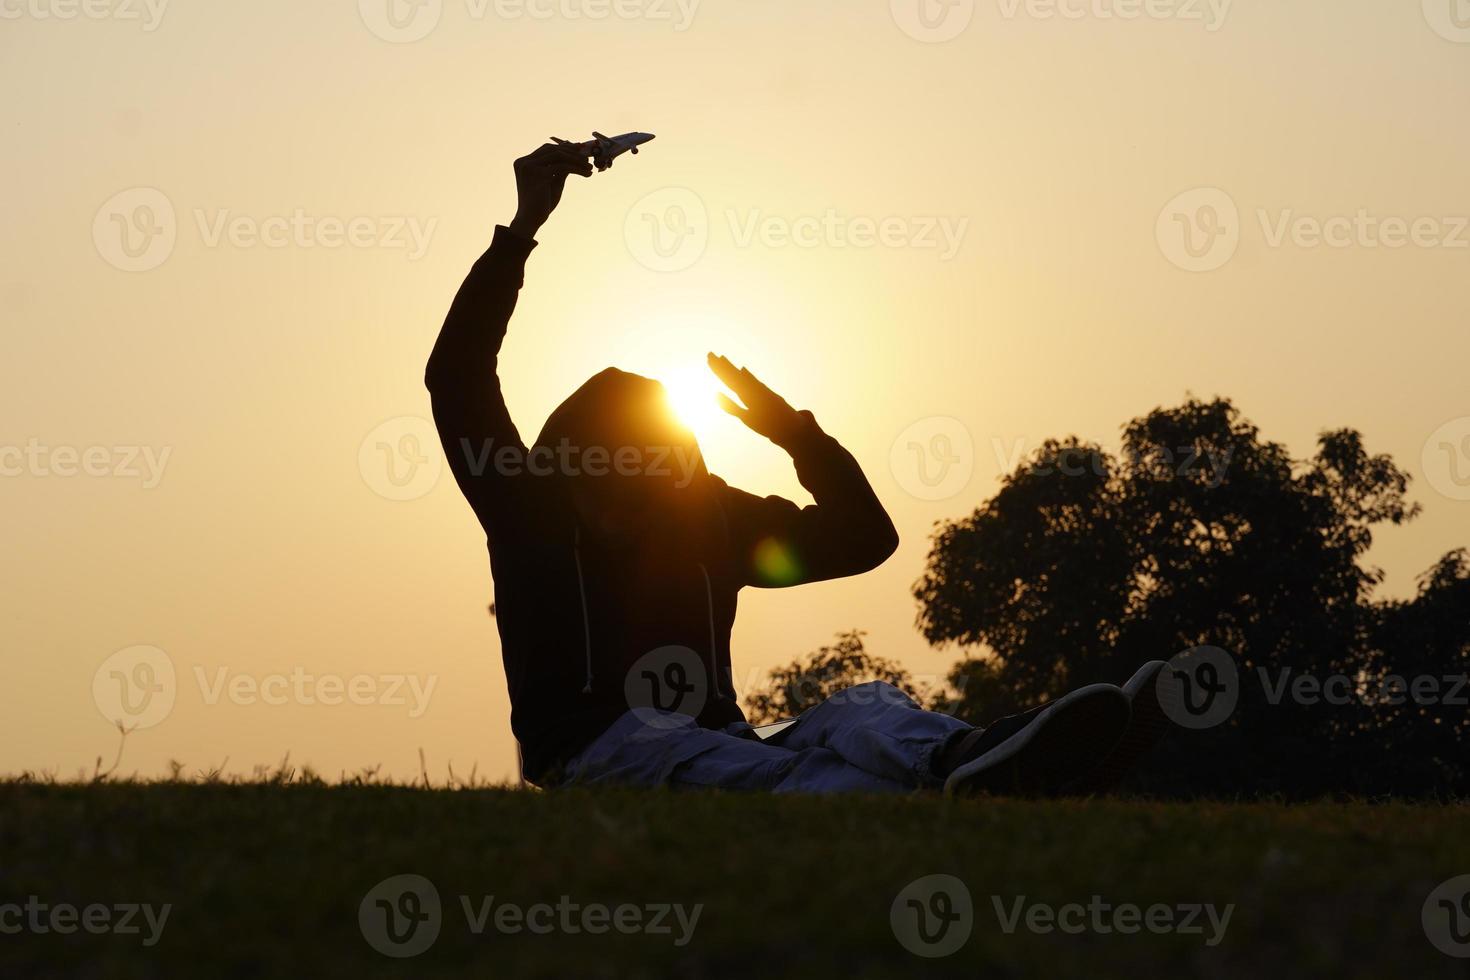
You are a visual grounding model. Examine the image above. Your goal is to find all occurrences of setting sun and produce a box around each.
[661,363,726,440]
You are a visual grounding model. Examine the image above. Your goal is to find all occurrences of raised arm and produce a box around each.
[708,354,901,586]
[424,144,591,531]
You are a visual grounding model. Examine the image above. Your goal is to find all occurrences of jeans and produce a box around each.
[565,681,973,793]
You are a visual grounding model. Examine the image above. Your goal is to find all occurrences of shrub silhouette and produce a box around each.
[910,397,1468,797]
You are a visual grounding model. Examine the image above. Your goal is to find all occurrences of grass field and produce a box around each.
[2,782,1468,978]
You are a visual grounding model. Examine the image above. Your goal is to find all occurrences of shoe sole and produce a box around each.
[944,684,1131,798]
[1071,660,1173,794]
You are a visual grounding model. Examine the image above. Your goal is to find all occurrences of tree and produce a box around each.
[743,631,941,725]
[1358,549,1470,794]
[913,397,1465,797]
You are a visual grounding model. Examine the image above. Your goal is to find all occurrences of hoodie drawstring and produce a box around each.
[572,527,719,699]
[698,563,718,698]
[573,527,594,695]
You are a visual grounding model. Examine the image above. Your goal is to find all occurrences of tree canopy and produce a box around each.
[911,397,1466,797]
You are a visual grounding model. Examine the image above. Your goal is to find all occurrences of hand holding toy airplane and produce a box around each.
[551,131,655,172]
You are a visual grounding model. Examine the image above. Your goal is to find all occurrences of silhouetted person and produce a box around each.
[427,142,1164,793]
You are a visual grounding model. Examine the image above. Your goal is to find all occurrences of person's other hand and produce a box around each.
[508,142,593,238]
[708,353,809,447]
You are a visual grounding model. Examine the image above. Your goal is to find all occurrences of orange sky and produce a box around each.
[3,1,1468,782]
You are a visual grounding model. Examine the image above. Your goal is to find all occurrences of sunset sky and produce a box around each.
[4,1,1468,782]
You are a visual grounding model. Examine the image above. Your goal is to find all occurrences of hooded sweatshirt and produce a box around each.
[425,226,899,784]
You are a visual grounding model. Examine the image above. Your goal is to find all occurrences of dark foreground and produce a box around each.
[1,783,1467,978]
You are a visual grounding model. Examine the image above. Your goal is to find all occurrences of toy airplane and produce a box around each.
[551,131,655,172]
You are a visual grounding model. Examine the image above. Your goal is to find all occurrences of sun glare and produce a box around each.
[662,364,725,438]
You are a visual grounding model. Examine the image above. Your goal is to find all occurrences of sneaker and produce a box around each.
[1069,660,1173,794]
[943,684,1131,797]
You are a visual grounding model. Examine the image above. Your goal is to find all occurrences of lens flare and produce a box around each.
[752,537,802,586]
[662,365,723,438]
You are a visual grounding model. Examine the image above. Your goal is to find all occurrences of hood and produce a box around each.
[536,367,709,485]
